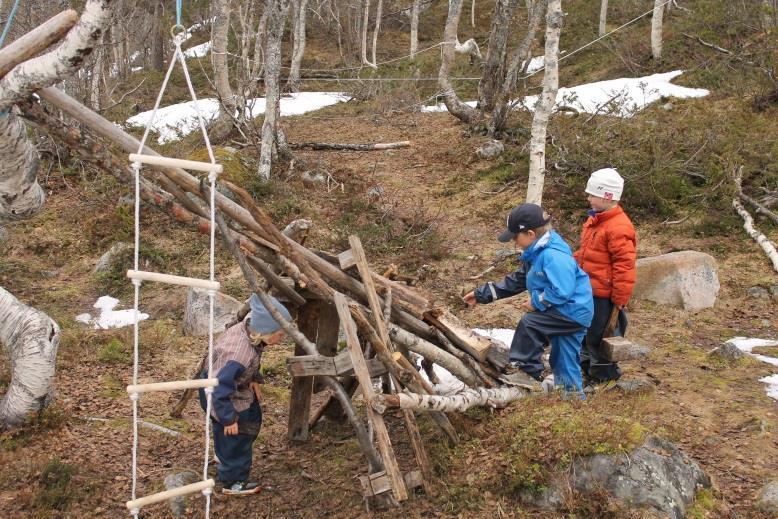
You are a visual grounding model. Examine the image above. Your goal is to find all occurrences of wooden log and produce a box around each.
[374,386,531,414]
[245,253,306,305]
[288,301,318,442]
[432,328,497,387]
[334,292,408,502]
[601,336,650,362]
[359,470,423,497]
[0,10,79,79]
[425,310,493,362]
[289,140,411,151]
[126,270,219,291]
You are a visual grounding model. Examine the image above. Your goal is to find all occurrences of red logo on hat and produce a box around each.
[604,192,614,200]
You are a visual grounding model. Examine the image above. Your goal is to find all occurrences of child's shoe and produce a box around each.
[222,481,263,495]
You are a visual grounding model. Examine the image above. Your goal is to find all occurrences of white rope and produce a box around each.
[129,29,220,519]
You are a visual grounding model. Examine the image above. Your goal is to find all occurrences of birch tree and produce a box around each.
[409,0,420,59]
[258,0,291,180]
[526,0,561,205]
[0,0,114,429]
[651,0,664,60]
[438,0,478,123]
[371,0,383,67]
[211,0,236,138]
[479,0,520,112]
[599,0,608,37]
[287,0,309,92]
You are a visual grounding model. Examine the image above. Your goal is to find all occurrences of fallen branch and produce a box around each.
[740,193,778,226]
[733,199,778,273]
[373,386,531,414]
[289,140,411,151]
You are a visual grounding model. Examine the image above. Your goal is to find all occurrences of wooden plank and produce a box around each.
[0,10,78,79]
[286,351,385,378]
[287,301,319,441]
[334,292,408,502]
[425,310,492,362]
[338,249,356,269]
[359,470,423,497]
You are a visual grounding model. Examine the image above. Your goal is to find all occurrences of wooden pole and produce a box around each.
[0,10,79,79]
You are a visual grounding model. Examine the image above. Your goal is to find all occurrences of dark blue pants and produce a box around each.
[509,307,587,392]
[199,385,262,483]
[580,297,626,383]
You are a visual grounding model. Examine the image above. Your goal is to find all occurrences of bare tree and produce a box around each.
[287,0,310,92]
[371,0,383,67]
[438,0,479,124]
[211,0,237,138]
[0,0,114,429]
[479,0,520,112]
[410,0,420,59]
[651,0,664,60]
[526,0,561,205]
[599,0,608,37]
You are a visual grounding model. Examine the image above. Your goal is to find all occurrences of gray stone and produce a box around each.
[0,226,7,242]
[118,194,134,207]
[662,102,674,111]
[709,342,745,361]
[301,170,326,188]
[633,251,720,312]
[494,249,516,261]
[606,378,655,394]
[163,471,198,517]
[182,288,243,337]
[567,436,711,519]
[747,286,770,300]
[367,185,385,199]
[476,139,504,159]
[756,481,778,514]
[769,285,778,303]
[94,242,131,273]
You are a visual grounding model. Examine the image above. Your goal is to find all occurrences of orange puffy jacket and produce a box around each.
[573,205,637,307]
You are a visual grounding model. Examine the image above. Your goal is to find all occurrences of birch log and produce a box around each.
[526,0,561,205]
[258,0,291,180]
[0,287,60,429]
[373,386,530,414]
[733,200,778,273]
[286,0,309,92]
[651,0,664,60]
[598,0,608,37]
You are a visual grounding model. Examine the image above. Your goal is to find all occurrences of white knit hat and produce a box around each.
[585,168,624,201]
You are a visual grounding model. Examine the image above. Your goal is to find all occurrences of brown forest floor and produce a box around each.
[1,107,777,518]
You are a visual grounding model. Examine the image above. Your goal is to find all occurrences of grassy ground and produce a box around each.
[1,0,778,517]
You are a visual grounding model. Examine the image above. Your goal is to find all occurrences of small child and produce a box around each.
[463,204,594,394]
[573,168,637,385]
[199,294,291,495]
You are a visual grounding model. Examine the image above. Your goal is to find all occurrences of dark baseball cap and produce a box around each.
[497,203,551,242]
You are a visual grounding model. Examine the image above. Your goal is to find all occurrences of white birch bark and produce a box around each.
[360,0,375,68]
[0,114,43,222]
[733,200,778,273]
[410,0,420,59]
[373,386,530,414]
[526,0,561,205]
[438,0,478,123]
[370,0,383,67]
[651,0,664,60]
[599,0,608,37]
[0,287,60,430]
[258,0,291,180]
[287,0,309,92]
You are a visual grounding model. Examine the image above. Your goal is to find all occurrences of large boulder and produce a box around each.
[632,251,719,312]
[568,436,711,518]
[182,288,242,336]
[756,480,778,514]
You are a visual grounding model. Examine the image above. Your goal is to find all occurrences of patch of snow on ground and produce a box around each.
[727,337,778,400]
[76,296,148,330]
[126,92,349,144]
[422,70,709,116]
[472,328,514,348]
[183,41,212,58]
[416,357,466,395]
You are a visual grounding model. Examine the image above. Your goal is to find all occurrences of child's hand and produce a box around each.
[462,291,477,307]
[521,299,535,312]
[250,382,262,403]
[224,422,239,436]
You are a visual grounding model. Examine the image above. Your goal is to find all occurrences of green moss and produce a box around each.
[98,339,131,364]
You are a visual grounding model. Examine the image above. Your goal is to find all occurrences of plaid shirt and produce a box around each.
[208,320,263,424]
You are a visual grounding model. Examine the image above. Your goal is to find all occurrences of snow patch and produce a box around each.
[183,41,212,58]
[727,337,778,400]
[422,70,709,116]
[126,92,349,144]
[472,328,514,347]
[76,296,149,330]
[416,357,466,396]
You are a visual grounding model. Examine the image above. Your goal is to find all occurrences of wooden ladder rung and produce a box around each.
[127,378,218,394]
[129,153,223,174]
[126,270,220,291]
[126,479,214,510]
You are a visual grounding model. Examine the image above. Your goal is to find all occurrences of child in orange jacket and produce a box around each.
[573,168,637,385]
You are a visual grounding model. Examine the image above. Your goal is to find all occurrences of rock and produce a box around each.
[367,185,384,199]
[633,251,720,312]
[0,226,7,242]
[769,285,778,303]
[709,342,745,361]
[182,288,243,337]
[756,481,778,514]
[301,170,326,188]
[94,242,131,273]
[747,286,770,300]
[662,102,674,111]
[476,139,504,159]
[118,194,134,207]
[494,249,516,261]
[606,378,655,394]
[163,471,198,517]
[568,436,711,518]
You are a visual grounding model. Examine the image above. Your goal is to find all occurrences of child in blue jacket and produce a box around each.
[463,204,594,394]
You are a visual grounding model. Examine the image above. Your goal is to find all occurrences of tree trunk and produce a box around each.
[651,0,664,60]
[526,0,561,205]
[438,0,478,124]
[410,0,420,59]
[598,0,608,37]
[370,0,383,67]
[286,0,309,92]
[251,7,269,79]
[478,0,519,112]
[212,0,236,137]
[0,114,43,223]
[149,1,165,71]
[360,0,372,67]
[258,0,291,180]
[0,287,61,430]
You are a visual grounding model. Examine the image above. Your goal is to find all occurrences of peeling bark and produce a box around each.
[0,287,60,430]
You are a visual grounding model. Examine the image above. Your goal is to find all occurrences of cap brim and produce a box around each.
[497,229,515,243]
